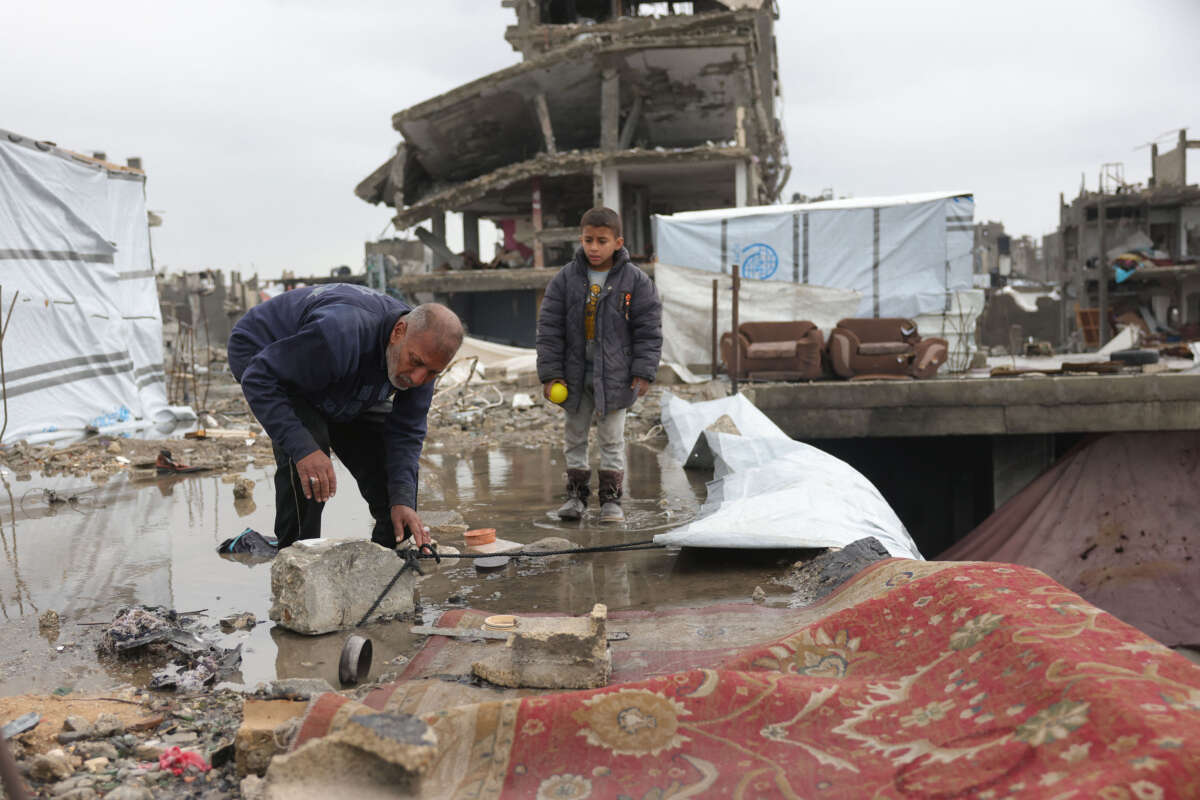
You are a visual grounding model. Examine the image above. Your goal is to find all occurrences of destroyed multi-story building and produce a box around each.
[355,0,786,345]
[1042,129,1200,346]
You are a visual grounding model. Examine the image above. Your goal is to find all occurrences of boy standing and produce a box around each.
[536,207,663,523]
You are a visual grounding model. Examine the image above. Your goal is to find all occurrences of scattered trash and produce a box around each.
[219,612,256,632]
[464,528,496,547]
[339,635,373,685]
[483,614,517,631]
[158,746,211,776]
[217,528,279,559]
[97,605,242,692]
[154,449,208,474]
[1,711,40,739]
[38,609,60,635]
[511,393,534,410]
[475,556,510,572]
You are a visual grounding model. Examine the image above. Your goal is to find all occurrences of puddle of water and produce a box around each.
[0,439,802,694]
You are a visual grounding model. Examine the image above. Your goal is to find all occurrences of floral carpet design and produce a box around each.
[295,559,1200,798]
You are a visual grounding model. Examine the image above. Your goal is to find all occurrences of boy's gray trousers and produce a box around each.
[563,385,627,472]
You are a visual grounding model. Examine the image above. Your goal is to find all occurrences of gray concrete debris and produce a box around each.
[752,585,767,604]
[261,735,422,800]
[335,714,437,773]
[93,713,124,738]
[29,748,74,781]
[472,603,611,690]
[254,678,336,700]
[270,539,416,635]
[784,537,890,606]
[103,784,154,800]
[233,476,256,500]
[220,612,257,632]
[706,414,742,436]
[419,510,469,538]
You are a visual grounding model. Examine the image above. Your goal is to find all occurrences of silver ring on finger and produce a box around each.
[310,476,318,483]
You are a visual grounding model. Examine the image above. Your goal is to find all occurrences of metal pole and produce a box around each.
[731,264,740,395]
[1097,196,1109,347]
[711,279,719,378]
[0,730,31,800]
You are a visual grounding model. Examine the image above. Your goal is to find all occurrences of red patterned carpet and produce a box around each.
[293,559,1200,798]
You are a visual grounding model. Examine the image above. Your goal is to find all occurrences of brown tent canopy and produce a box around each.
[939,431,1200,646]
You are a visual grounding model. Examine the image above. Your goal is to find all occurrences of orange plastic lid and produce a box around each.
[465,528,497,545]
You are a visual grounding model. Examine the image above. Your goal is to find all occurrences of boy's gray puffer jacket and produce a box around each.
[536,247,662,416]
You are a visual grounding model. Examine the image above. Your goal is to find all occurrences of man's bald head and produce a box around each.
[385,303,464,390]
[404,303,464,361]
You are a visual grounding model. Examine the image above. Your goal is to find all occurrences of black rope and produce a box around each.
[356,546,430,627]
[357,539,667,627]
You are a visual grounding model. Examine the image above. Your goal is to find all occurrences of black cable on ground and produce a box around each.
[358,539,669,627]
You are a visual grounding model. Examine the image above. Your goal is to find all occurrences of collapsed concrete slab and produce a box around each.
[472,603,610,689]
[269,539,415,634]
[258,712,435,800]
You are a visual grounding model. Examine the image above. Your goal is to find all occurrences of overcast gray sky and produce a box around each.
[3,0,1197,278]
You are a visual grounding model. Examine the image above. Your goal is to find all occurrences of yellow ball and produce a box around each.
[549,383,568,404]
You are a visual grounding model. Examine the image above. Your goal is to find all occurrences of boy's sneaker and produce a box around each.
[598,469,625,525]
[599,500,625,524]
[557,496,586,520]
[557,468,591,521]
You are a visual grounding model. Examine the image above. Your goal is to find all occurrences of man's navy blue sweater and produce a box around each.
[227,284,431,509]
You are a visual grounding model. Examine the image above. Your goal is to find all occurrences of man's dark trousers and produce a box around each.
[273,398,397,549]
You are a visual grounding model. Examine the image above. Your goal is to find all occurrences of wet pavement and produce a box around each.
[0,437,804,695]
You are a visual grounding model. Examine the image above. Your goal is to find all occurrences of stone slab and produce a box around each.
[269,539,416,635]
[472,604,611,689]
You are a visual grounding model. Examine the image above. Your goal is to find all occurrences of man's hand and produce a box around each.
[295,450,336,502]
[631,377,651,398]
[391,504,430,548]
[543,380,565,401]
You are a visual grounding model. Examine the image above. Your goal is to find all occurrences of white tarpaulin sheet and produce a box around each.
[0,128,169,442]
[655,393,922,559]
[655,261,861,372]
[653,191,975,320]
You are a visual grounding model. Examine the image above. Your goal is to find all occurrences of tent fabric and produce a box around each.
[652,191,975,321]
[290,558,1200,798]
[655,393,921,558]
[654,261,861,371]
[938,431,1200,647]
[0,129,167,442]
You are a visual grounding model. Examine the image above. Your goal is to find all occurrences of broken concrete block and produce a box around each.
[30,749,74,781]
[419,510,469,538]
[472,603,610,690]
[784,536,890,605]
[233,476,255,500]
[333,713,437,774]
[260,715,436,800]
[235,699,309,777]
[269,539,416,634]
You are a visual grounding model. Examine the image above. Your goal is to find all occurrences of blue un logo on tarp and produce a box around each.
[740,243,778,280]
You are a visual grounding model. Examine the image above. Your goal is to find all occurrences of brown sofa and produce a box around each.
[720,321,825,381]
[827,318,948,379]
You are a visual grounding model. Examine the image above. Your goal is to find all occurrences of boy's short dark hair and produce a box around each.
[580,207,622,238]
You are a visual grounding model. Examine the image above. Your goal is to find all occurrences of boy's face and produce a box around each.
[581,225,623,268]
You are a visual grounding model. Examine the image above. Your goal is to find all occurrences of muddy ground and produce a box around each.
[0,367,783,798]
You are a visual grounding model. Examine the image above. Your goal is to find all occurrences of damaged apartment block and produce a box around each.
[355,0,786,344]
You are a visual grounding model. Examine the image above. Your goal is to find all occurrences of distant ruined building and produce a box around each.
[356,0,786,287]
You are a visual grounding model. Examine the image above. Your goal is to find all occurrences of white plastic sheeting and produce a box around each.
[655,261,861,372]
[655,393,922,559]
[652,191,975,320]
[0,128,169,442]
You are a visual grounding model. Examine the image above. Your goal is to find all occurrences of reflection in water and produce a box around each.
[0,439,804,693]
